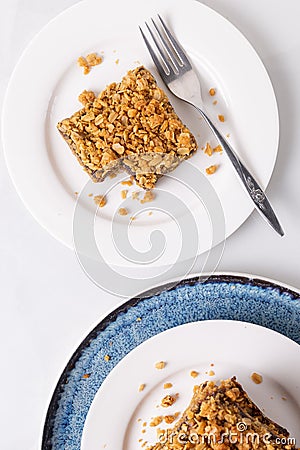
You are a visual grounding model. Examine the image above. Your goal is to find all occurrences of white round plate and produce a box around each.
[81,320,300,450]
[2,0,279,267]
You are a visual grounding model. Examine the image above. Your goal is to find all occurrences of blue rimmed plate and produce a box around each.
[41,274,300,449]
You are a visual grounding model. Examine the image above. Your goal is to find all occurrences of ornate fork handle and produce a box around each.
[195,107,283,233]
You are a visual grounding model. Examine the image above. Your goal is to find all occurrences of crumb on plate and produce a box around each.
[118,207,128,216]
[204,142,213,156]
[161,394,177,408]
[121,189,128,199]
[150,416,163,427]
[140,190,155,204]
[94,195,107,207]
[213,145,222,153]
[190,370,199,378]
[122,179,133,186]
[77,53,102,74]
[206,164,218,175]
[251,372,263,384]
[155,361,166,370]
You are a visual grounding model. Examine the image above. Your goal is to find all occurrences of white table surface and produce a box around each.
[1,1,300,449]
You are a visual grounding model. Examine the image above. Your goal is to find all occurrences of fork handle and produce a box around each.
[195,107,284,236]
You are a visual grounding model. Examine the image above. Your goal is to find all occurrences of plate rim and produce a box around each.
[40,271,300,449]
[2,0,279,258]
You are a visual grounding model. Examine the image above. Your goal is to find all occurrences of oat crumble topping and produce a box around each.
[146,377,297,449]
[57,66,197,189]
[78,90,96,106]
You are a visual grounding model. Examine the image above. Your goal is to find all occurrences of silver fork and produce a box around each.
[140,15,284,237]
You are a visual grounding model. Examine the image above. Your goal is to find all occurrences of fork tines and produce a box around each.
[139,15,191,78]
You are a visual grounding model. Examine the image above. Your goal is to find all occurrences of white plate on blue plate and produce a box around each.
[2,0,279,267]
[81,320,300,449]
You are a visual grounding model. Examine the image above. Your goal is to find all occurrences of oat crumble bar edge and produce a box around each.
[57,66,198,190]
[146,377,298,450]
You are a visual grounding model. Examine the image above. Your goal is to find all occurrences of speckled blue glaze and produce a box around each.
[45,280,300,450]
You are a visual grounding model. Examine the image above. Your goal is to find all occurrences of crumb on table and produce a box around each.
[208,370,215,376]
[209,88,216,96]
[218,114,225,122]
[139,384,146,392]
[104,354,111,362]
[213,100,218,105]
[82,373,90,379]
[163,383,173,389]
